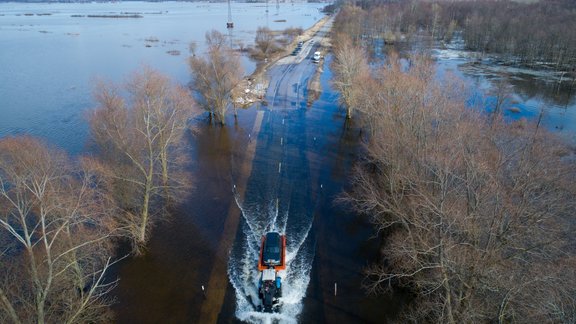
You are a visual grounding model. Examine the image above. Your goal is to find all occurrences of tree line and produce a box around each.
[0,29,243,323]
[332,6,576,323]
[250,26,303,61]
[334,0,576,72]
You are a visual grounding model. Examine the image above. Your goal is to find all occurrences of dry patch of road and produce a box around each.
[232,16,332,107]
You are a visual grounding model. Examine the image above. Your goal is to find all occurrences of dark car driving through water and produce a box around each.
[257,232,286,312]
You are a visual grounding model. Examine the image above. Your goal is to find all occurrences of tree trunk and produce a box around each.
[139,167,153,245]
[66,227,86,293]
[29,248,46,324]
[442,266,456,324]
[0,287,21,324]
[219,110,226,126]
[161,149,169,189]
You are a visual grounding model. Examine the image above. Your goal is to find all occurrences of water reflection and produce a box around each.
[111,111,256,322]
[378,40,576,143]
[460,62,576,108]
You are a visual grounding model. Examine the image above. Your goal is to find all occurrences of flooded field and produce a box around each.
[0,1,324,153]
[372,36,576,144]
[432,41,576,144]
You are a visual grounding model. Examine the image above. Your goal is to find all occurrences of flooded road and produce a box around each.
[227,22,331,323]
[112,18,403,324]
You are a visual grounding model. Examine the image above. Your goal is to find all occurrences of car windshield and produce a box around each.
[263,232,281,263]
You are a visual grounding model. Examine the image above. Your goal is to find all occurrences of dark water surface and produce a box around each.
[111,118,249,322]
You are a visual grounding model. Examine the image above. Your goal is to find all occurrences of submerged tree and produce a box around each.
[333,1,576,72]
[488,76,513,125]
[332,33,370,119]
[342,54,576,323]
[254,27,277,60]
[189,30,244,126]
[0,136,119,324]
[89,68,197,254]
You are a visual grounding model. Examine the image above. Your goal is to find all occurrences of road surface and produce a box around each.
[266,18,332,110]
[198,17,333,323]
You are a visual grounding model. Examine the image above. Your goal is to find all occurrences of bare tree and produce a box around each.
[332,5,365,44]
[189,30,244,125]
[488,76,513,125]
[333,1,576,74]
[89,67,196,253]
[332,33,370,119]
[189,42,198,56]
[126,68,197,190]
[254,27,277,59]
[282,27,304,42]
[0,136,119,324]
[205,29,227,51]
[341,54,576,323]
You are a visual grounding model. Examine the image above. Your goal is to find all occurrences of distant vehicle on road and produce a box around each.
[312,51,321,63]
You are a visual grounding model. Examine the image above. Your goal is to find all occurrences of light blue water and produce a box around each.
[432,47,576,144]
[0,2,325,154]
[375,38,576,145]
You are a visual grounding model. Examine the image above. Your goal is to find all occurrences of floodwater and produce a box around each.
[432,41,576,144]
[432,48,576,145]
[3,3,575,323]
[110,36,576,322]
[0,1,324,153]
[373,37,576,144]
[111,55,404,323]
[1,2,401,323]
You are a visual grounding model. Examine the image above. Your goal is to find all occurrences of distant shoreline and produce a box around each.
[71,14,143,18]
[0,0,322,3]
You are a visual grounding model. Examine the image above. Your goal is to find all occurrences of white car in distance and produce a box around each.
[313,51,321,63]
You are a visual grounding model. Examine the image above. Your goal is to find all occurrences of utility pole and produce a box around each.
[265,0,269,28]
[227,0,233,28]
